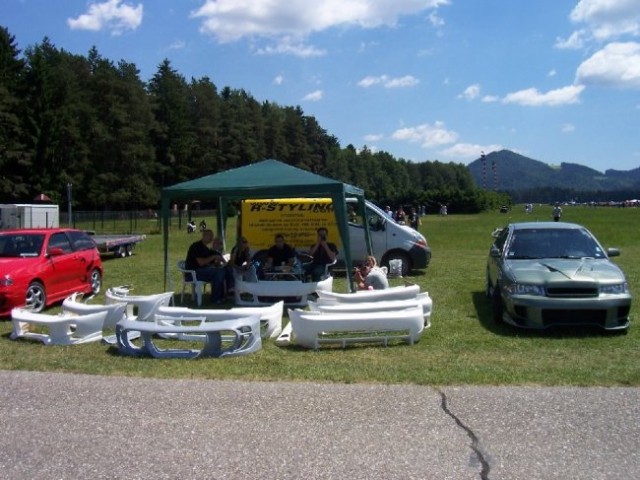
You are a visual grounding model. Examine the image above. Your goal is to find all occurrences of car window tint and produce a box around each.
[494,227,509,251]
[0,234,45,257]
[68,230,97,251]
[48,232,73,254]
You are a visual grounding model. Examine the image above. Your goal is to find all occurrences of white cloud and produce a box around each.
[575,42,640,88]
[302,90,323,101]
[502,85,585,106]
[68,0,143,35]
[385,75,419,88]
[459,84,480,101]
[481,95,499,103]
[555,30,587,50]
[254,37,326,57]
[570,0,640,41]
[440,143,503,160]
[391,121,458,148]
[191,0,450,43]
[364,133,384,142]
[428,11,445,27]
[273,75,284,85]
[169,40,186,50]
[357,74,419,88]
[561,123,576,133]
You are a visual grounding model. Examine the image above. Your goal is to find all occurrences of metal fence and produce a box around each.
[60,209,219,235]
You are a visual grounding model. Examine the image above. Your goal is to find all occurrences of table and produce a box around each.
[263,266,304,282]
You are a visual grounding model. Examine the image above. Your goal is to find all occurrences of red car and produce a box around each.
[0,228,103,316]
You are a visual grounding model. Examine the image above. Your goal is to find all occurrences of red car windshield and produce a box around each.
[0,234,45,258]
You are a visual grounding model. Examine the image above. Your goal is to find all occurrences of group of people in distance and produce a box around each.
[382,205,421,230]
[185,226,388,303]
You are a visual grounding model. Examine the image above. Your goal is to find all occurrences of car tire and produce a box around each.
[491,283,504,324]
[381,251,410,277]
[25,281,46,313]
[90,269,102,295]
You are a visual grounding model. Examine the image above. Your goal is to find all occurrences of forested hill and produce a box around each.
[467,150,640,192]
[0,27,506,213]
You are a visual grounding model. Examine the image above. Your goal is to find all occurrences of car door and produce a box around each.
[488,226,510,287]
[46,231,78,297]
[67,230,99,287]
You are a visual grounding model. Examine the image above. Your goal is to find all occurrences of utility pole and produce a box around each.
[67,182,73,227]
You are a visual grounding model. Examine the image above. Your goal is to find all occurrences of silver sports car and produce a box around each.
[486,222,631,330]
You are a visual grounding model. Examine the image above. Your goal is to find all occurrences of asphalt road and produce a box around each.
[1,371,638,480]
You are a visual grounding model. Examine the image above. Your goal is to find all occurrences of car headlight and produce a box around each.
[600,283,629,295]
[505,283,545,296]
[0,275,14,286]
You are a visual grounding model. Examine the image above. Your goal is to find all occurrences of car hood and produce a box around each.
[504,258,625,285]
[0,257,41,277]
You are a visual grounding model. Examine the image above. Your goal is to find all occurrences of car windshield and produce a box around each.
[506,228,605,260]
[0,234,45,258]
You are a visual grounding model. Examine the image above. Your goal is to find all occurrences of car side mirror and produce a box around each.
[490,245,501,257]
[607,247,620,257]
[47,247,64,257]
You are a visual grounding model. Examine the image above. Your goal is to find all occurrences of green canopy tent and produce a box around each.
[161,159,372,292]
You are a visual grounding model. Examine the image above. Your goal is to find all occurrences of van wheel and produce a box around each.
[382,252,410,277]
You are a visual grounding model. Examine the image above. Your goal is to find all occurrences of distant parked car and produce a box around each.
[486,222,631,331]
[0,228,103,315]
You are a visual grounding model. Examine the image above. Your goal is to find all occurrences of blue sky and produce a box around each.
[4,0,640,172]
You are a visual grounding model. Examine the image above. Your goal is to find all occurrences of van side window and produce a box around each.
[368,212,384,231]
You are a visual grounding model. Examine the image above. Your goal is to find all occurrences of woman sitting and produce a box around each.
[353,256,389,290]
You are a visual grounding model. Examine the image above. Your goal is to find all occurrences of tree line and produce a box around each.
[0,27,507,213]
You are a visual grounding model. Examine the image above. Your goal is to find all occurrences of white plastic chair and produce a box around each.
[177,260,208,306]
[10,307,108,346]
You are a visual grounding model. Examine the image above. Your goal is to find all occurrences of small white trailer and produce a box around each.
[0,204,59,229]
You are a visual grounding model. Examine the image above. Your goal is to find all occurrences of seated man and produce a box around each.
[305,227,338,281]
[185,229,226,303]
[264,234,297,272]
[353,255,389,290]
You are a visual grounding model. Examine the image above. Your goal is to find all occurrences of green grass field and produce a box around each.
[1,204,638,386]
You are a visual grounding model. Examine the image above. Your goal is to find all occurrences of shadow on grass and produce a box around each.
[470,291,622,339]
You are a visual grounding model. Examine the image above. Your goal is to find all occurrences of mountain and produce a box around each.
[467,150,640,192]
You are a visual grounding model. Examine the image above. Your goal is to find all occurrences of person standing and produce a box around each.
[408,207,421,230]
[184,229,226,303]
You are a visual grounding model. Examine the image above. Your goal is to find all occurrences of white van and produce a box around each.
[240,198,431,275]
